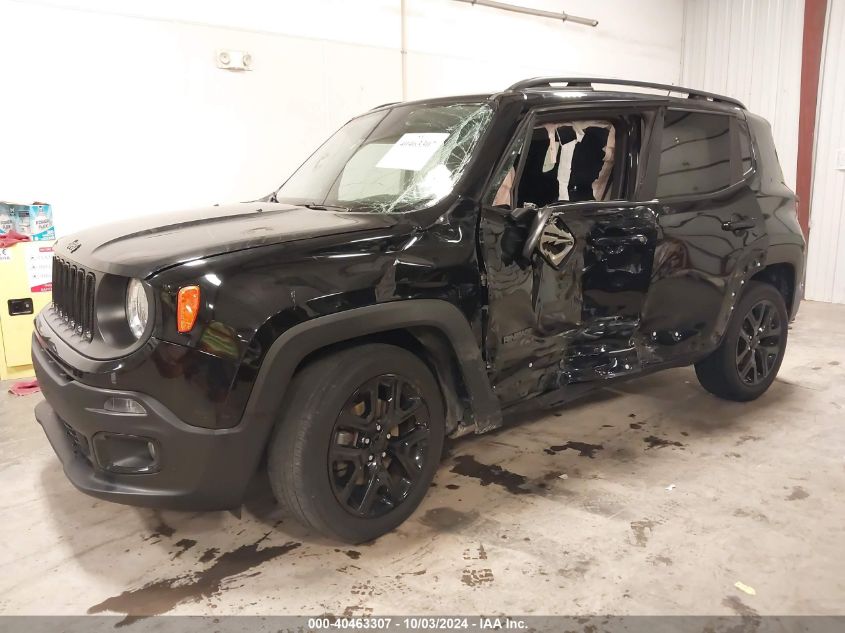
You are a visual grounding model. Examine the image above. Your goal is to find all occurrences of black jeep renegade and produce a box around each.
[33,78,805,543]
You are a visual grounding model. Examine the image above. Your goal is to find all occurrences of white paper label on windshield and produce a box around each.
[376,133,449,171]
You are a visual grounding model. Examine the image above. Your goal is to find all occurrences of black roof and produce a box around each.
[370,77,746,115]
[506,77,745,109]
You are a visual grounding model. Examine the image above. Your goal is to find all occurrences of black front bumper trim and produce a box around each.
[32,335,264,511]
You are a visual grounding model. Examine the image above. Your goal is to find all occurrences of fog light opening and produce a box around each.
[103,397,146,415]
[92,433,160,474]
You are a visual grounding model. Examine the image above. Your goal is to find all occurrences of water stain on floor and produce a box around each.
[87,535,300,626]
[557,556,593,578]
[450,455,531,494]
[733,508,769,522]
[545,441,604,458]
[787,486,809,500]
[722,595,760,618]
[419,507,479,531]
[643,436,685,450]
[170,538,197,560]
[461,567,494,587]
[144,518,176,541]
[198,548,219,564]
[462,544,487,561]
[350,580,379,597]
[648,554,673,567]
[630,519,658,547]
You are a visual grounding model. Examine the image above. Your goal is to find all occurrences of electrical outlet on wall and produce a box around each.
[216,49,253,71]
[836,148,845,171]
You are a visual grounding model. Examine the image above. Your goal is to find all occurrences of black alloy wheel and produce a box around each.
[267,343,445,543]
[695,281,789,402]
[329,374,431,518]
[736,299,783,385]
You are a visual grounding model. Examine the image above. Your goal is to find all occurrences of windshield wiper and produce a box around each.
[302,203,351,212]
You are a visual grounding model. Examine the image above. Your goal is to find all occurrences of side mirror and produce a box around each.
[522,207,553,260]
[508,202,537,222]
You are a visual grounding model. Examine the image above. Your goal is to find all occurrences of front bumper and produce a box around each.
[32,335,260,510]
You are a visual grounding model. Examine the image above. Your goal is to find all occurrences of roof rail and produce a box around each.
[506,77,746,109]
[371,101,399,110]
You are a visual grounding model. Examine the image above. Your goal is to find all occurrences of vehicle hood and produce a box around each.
[55,202,401,278]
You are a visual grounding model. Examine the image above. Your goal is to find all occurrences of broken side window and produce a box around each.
[516,119,618,208]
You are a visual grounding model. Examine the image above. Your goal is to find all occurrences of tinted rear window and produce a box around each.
[656,111,732,197]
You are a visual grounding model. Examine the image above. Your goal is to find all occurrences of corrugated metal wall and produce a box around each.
[681,0,804,191]
[805,0,845,303]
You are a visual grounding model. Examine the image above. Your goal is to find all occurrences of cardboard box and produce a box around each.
[12,204,31,236]
[0,202,12,235]
[29,203,55,241]
[2,202,55,241]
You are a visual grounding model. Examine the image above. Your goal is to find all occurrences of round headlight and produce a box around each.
[126,278,149,338]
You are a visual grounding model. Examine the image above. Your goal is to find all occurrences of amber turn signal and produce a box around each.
[177,285,200,333]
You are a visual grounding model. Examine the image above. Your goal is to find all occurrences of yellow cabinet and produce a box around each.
[0,241,53,379]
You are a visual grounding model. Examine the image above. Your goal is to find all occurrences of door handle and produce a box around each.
[593,235,649,248]
[721,217,756,232]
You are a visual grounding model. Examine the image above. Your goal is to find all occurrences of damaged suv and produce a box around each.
[33,78,804,543]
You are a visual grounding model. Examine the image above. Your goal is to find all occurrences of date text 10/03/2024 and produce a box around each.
[306,617,528,630]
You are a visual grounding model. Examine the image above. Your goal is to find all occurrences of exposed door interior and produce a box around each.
[491,118,623,211]
[481,109,658,406]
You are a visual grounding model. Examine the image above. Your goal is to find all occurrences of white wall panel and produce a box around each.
[404,0,683,99]
[805,0,845,303]
[0,1,403,236]
[681,0,804,191]
[0,0,684,236]
[4,0,403,49]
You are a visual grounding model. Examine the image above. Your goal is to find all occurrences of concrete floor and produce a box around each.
[1,300,844,620]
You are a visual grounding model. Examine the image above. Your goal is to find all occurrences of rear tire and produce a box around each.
[694,281,788,401]
[267,343,445,543]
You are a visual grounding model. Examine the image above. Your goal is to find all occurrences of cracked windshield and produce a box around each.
[275,102,492,213]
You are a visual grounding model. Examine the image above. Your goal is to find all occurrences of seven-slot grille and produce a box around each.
[52,257,96,341]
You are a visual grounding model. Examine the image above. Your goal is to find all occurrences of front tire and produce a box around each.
[267,343,445,543]
[694,281,788,401]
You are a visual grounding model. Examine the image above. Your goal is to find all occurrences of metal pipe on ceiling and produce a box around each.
[453,0,598,27]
